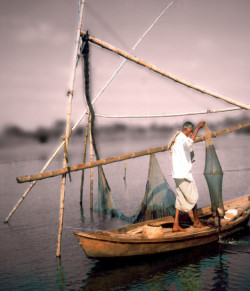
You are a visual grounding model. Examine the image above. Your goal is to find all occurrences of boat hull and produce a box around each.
[76,230,219,258]
[74,196,250,258]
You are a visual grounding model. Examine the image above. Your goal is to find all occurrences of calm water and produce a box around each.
[0,135,250,290]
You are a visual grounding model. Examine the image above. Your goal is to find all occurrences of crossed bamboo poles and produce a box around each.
[5,10,250,257]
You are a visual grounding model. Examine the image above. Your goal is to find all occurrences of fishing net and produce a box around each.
[203,124,225,217]
[95,154,176,223]
[95,166,129,221]
[133,154,176,222]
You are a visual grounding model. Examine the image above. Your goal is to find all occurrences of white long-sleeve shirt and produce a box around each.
[172,132,194,181]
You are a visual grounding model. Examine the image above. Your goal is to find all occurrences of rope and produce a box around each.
[223,168,250,173]
[167,130,181,155]
[95,105,245,119]
[131,0,176,51]
[164,168,250,176]
[81,32,101,161]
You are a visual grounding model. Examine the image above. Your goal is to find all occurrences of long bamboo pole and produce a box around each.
[4,139,65,223]
[56,0,85,258]
[81,31,250,111]
[195,121,250,142]
[16,122,250,184]
[4,182,37,223]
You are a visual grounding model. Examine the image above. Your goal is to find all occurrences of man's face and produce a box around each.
[184,127,193,137]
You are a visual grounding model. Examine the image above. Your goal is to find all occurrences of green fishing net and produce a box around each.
[95,154,176,223]
[203,124,225,217]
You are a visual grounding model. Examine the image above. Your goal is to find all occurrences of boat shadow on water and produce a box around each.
[76,227,250,290]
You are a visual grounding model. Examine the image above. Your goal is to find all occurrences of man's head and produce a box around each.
[182,121,194,137]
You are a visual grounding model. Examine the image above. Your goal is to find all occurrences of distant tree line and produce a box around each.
[1,113,249,145]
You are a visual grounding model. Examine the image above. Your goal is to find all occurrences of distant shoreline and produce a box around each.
[1,115,250,148]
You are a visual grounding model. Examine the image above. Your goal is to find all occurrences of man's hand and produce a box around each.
[190,121,205,140]
[197,121,205,128]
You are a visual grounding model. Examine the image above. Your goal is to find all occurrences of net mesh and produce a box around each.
[133,154,176,222]
[203,123,225,217]
[95,166,129,220]
[95,153,176,223]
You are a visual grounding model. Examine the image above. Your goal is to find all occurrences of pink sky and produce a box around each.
[0,0,250,132]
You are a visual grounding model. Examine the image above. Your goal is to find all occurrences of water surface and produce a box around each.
[0,135,249,290]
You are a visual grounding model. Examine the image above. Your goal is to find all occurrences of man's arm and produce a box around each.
[190,121,205,141]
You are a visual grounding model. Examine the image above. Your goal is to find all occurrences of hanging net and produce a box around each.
[95,166,129,220]
[203,123,225,217]
[133,154,176,222]
[95,153,176,223]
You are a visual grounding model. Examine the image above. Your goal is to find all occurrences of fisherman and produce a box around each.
[169,121,205,232]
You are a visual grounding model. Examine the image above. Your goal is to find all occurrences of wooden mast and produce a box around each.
[56,0,85,258]
[81,31,250,111]
[16,122,250,184]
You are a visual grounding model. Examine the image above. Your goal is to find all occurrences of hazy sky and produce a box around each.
[1,0,250,132]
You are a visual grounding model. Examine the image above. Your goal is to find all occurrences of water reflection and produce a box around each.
[80,204,85,222]
[56,258,67,291]
[79,243,228,290]
[212,252,229,291]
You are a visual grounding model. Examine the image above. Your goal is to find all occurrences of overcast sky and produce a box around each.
[0,0,250,132]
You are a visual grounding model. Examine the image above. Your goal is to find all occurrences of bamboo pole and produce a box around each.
[56,0,85,258]
[80,112,90,204]
[16,121,250,183]
[81,31,250,111]
[4,142,64,223]
[4,182,37,223]
[195,121,250,142]
[17,144,170,183]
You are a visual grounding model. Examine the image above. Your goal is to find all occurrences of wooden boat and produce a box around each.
[74,196,250,258]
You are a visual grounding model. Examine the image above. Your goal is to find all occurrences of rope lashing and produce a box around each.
[67,90,73,96]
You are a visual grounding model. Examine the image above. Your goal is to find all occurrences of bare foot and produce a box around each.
[193,221,204,228]
[172,225,187,232]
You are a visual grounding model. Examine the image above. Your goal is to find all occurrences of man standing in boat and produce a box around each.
[170,121,205,232]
